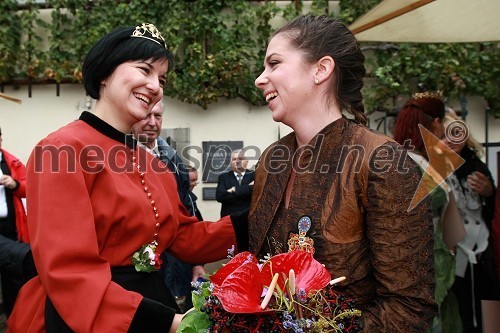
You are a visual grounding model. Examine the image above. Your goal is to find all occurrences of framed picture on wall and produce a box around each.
[201,141,243,183]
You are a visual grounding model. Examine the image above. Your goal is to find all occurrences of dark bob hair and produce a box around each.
[82,26,174,100]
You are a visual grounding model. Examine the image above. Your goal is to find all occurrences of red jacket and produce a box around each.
[494,184,500,284]
[1,149,29,243]
[8,116,237,332]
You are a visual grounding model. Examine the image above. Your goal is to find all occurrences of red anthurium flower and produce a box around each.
[211,252,258,287]
[212,256,268,313]
[260,250,331,295]
[211,251,331,313]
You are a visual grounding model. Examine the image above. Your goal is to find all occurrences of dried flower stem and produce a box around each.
[329,276,346,285]
[261,273,279,309]
[288,269,296,296]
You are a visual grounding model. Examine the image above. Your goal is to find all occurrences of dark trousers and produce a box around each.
[161,252,193,312]
[452,247,500,333]
[0,269,24,316]
[0,219,27,317]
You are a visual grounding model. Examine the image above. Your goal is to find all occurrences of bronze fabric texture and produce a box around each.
[249,117,437,332]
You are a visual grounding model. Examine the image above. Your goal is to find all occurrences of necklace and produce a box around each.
[130,147,163,272]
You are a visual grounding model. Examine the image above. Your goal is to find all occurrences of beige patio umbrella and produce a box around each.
[349,0,500,43]
[0,92,21,104]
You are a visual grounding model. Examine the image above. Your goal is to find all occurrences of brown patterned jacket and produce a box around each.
[249,118,437,332]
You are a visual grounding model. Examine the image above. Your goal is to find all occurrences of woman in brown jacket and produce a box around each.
[251,15,437,332]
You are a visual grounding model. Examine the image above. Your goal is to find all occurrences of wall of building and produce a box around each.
[2,84,500,220]
[3,1,499,221]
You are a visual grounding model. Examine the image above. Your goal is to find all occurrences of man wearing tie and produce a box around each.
[216,149,254,217]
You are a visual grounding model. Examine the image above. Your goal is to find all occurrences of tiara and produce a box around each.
[412,90,444,101]
[131,23,167,49]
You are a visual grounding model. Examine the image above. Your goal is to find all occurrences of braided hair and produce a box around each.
[274,15,367,125]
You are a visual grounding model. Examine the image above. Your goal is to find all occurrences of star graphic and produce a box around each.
[408,124,465,211]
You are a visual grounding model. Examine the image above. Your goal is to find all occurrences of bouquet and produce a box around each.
[177,250,362,333]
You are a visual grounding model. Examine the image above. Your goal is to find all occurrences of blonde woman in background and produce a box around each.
[443,113,499,333]
[393,92,460,333]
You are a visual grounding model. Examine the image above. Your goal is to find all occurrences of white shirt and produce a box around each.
[233,171,245,183]
[137,140,160,158]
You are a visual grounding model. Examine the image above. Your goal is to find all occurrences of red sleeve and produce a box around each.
[493,185,500,284]
[27,137,144,332]
[3,150,28,242]
[3,150,27,197]
[168,214,238,264]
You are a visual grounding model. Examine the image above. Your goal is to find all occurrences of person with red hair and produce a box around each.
[393,91,446,156]
[393,92,460,332]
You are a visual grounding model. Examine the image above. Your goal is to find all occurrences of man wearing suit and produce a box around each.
[132,100,205,312]
[216,149,254,217]
[185,165,203,222]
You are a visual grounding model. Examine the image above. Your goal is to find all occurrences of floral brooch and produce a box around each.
[131,242,162,273]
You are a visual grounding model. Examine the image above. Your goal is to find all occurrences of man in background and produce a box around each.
[216,149,254,217]
[132,100,206,312]
[185,165,203,221]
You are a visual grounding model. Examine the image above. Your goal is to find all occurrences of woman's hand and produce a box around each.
[192,265,207,282]
[0,175,17,189]
[467,171,494,197]
[169,314,184,333]
[169,308,196,333]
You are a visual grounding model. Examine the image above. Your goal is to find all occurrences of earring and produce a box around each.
[315,78,319,84]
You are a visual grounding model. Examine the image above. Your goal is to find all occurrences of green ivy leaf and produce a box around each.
[176,310,211,333]
[2,0,498,112]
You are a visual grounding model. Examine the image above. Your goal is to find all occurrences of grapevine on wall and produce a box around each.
[0,0,498,115]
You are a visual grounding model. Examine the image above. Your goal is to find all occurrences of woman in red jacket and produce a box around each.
[7,23,247,333]
[0,127,31,316]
